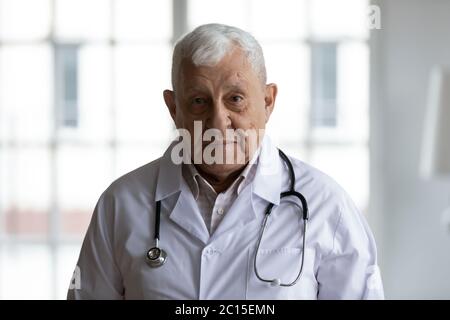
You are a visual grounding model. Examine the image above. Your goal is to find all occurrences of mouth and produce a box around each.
[203,140,237,147]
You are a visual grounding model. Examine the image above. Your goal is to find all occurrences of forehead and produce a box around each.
[179,49,258,90]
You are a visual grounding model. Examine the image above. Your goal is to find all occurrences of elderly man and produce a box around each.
[68,23,384,300]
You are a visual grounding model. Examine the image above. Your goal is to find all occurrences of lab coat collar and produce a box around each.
[155,135,282,206]
[155,140,210,244]
[251,134,282,206]
[155,140,183,202]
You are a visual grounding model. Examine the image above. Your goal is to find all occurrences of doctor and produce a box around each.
[68,23,384,300]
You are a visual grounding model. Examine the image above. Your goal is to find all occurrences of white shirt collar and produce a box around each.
[182,146,261,200]
[155,134,282,206]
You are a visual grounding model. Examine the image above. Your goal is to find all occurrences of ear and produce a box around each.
[163,89,177,122]
[264,83,278,122]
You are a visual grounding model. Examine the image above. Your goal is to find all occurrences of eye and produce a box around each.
[230,95,244,103]
[191,97,208,106]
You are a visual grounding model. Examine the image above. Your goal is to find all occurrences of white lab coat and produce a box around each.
[67,136,384,300]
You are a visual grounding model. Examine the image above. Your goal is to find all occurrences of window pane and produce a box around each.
[249,0,308,41]
[114,0,172,41]
[61,210,91,236]
[76,44,113,142]
[57,145,111,236]
[54,0,111,41]
[116,145,166,178]
[309,0,369,39]
[264,43,310,144]
[55,45,79,128]
[188,0,249,31]
[0,45,52,143]
[337,42,369,140]
[3,147,50,236]
[115,44,172,143]
[0,244,53,299]
[311,42,337,127]
[0,0,51,41]
[57,145,113,217]
[4,208,49,236]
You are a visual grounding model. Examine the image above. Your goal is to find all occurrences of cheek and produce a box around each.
[246,105,267,129]
[175,106,207,129]
[230,100,266,128]
[230,117,264,134]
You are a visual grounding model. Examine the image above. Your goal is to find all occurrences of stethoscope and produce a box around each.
[146,149,309,288]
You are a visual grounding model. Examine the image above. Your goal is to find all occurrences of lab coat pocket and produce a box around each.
[246,247,317,300]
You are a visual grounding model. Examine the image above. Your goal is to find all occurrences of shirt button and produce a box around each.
[217,208,224,215]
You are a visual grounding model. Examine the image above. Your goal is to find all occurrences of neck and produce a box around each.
[195,165,246,193]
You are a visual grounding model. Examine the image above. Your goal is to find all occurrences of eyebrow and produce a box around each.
[224,82,248,92]
[185,86,208,94]
[184,83,248,94]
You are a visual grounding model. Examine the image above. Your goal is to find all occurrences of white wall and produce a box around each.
[370,0,450,299]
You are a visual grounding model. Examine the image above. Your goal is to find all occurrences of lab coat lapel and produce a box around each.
[155,140,209,245]
[168,183,210,245]
[155,140,182,201]
[252,135,282,206]
[209,135,283,242]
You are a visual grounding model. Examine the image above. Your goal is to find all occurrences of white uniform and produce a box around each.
[67,136,384,300]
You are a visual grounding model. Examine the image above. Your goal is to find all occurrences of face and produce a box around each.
[163,47,277,179]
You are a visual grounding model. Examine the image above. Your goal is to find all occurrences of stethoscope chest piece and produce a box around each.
[146,247,167,268]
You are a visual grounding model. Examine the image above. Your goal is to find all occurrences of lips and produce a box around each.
[203,141,237,147]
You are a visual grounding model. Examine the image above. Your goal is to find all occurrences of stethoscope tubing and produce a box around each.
[253,149,309,287]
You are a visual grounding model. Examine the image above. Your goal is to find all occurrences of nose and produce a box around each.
[205,100,232,134]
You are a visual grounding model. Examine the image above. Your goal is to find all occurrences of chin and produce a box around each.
[198,162,246,177]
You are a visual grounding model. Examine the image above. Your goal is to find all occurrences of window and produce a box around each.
[0,0,370,299]
[0,0,172,299]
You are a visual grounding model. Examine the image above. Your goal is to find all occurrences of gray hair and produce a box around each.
[171,23,267,90]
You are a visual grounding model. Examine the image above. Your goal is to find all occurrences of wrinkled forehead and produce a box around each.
[176,49,260,92]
